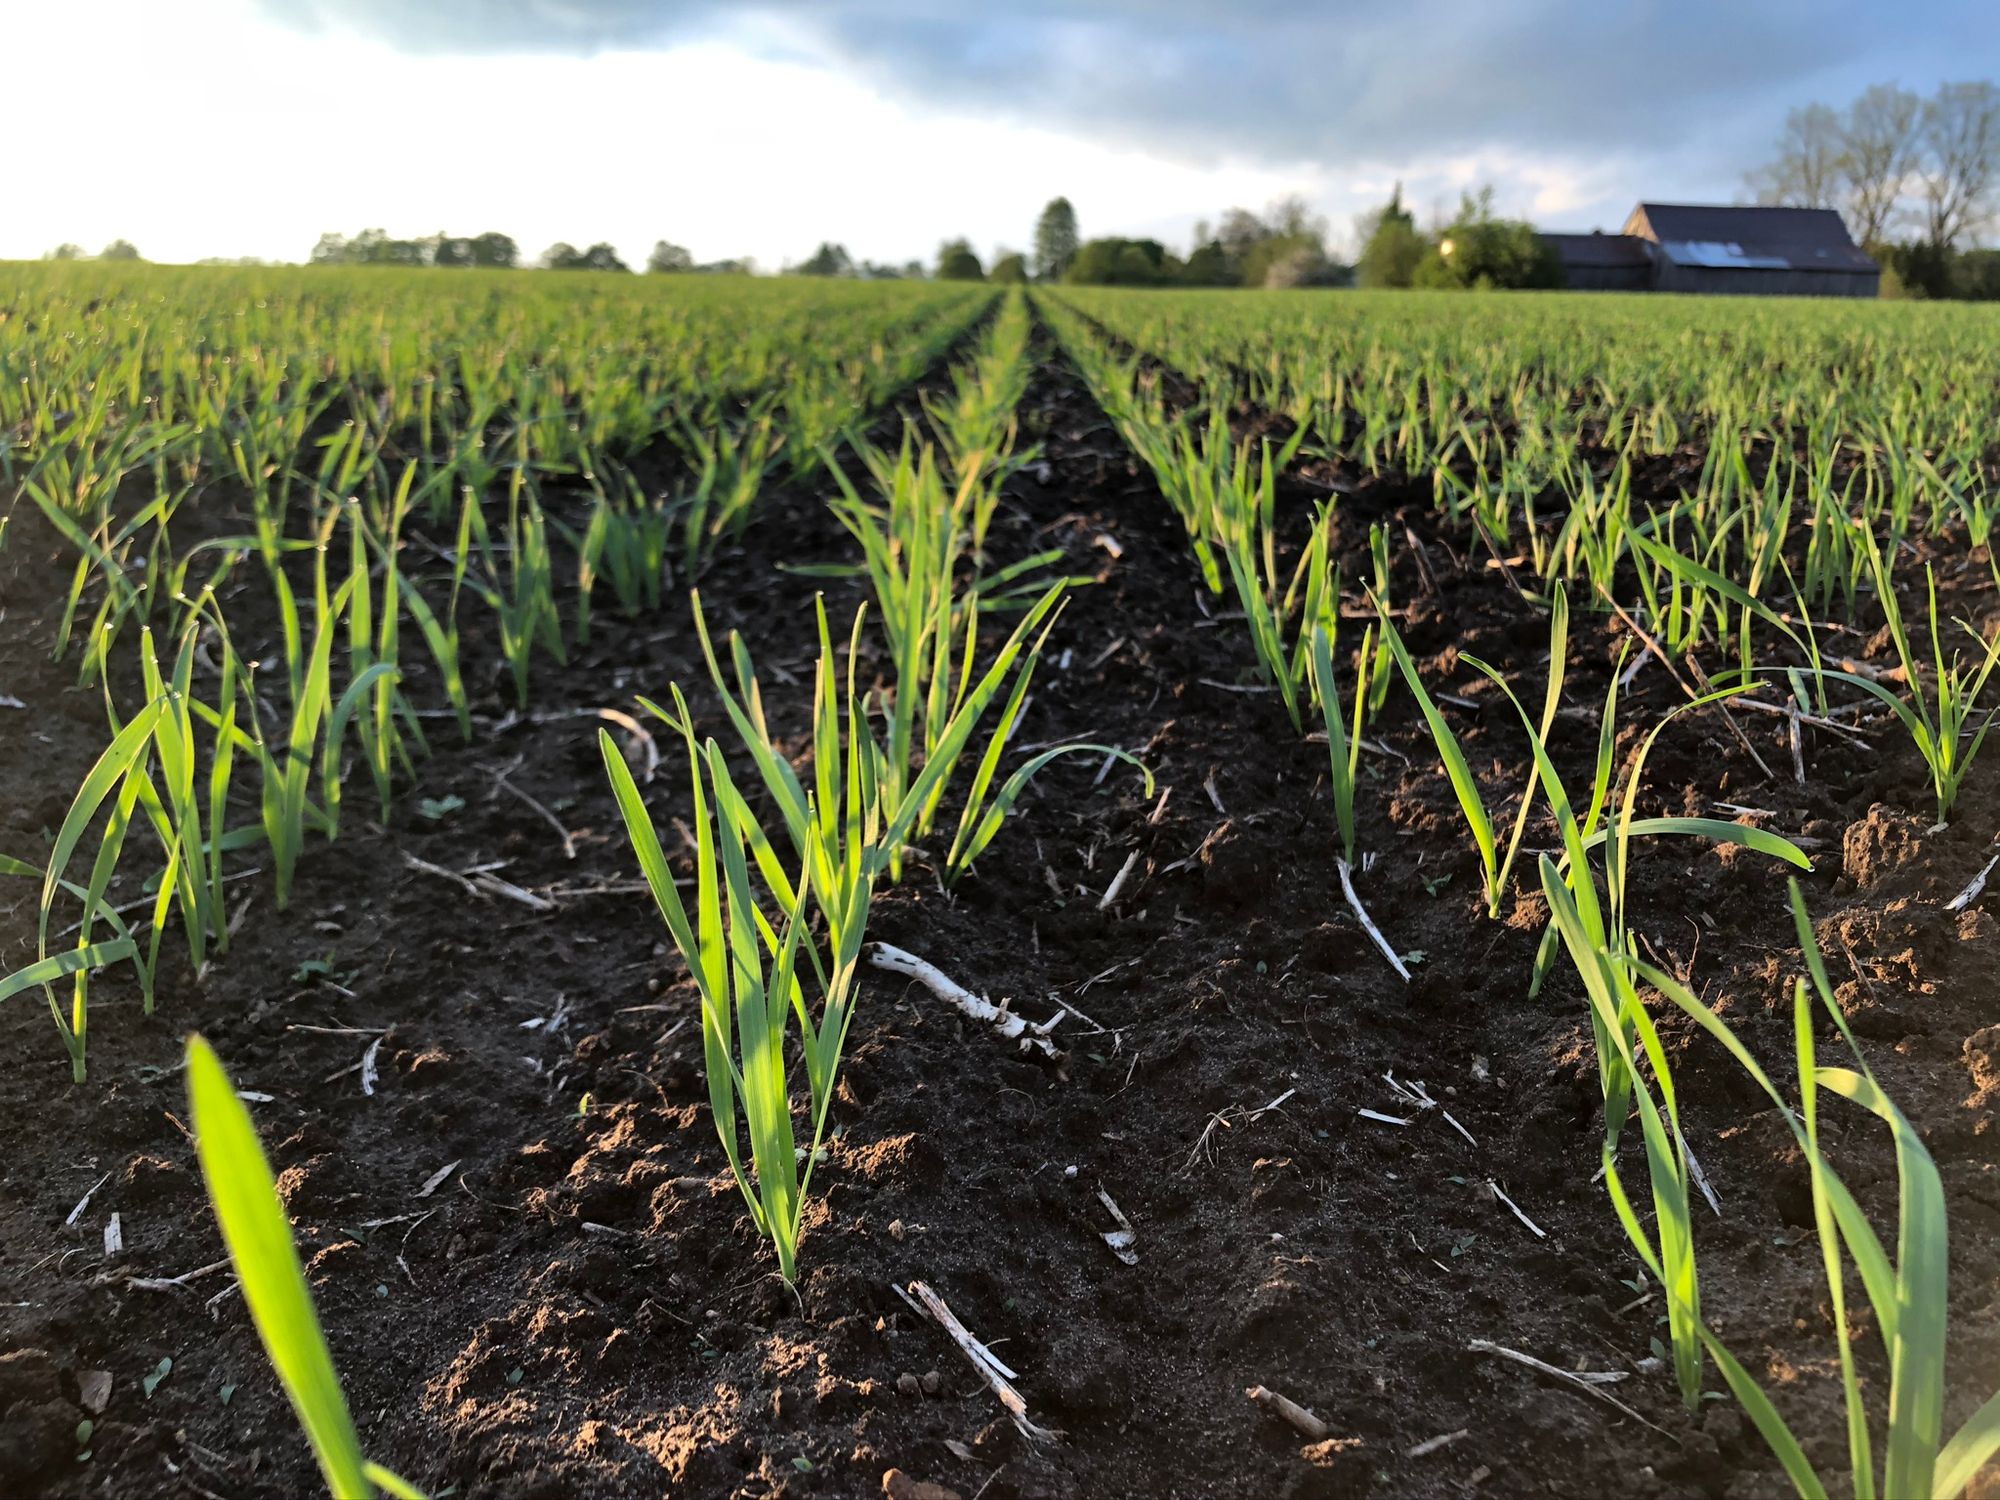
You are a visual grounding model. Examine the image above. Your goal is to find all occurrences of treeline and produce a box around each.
[42,241,143,262]
[1747,79,2000,299]
[1033,195,1348,287]
[306,230,752,275]
[783,239,1014,281]
[1022,189,1553,291]
[783,198,1355,289]
[1352,187,1559,290]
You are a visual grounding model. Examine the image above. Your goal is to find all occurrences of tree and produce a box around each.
[794,242,854,277]
[542,242,629,271]
[936,238,984,280]
[1065,237,1178,286]
[1746,103,1845,208]
[44,244,85,261]
[1841,84,1922,246]
[1354,186,1426,288]
[467,232,519,268]
[99,239,142,261]
[989,251,1028,283]
[428,233,474,268]
[647,240,694,273]
[1182,239,1232,286]
[1415,189,1560,291]
[1033,197,1079,280]
[1917,80,2000,251]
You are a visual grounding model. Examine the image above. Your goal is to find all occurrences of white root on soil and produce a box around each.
[1467,1340,1667,1436]
[1947,852,2000,912]
[1338,859,1411,983]
[867,943,1065,1061]
[902,1279,1061,1444]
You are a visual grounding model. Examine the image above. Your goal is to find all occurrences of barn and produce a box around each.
[1541,203,1880,297]
[1539,232,1652,292]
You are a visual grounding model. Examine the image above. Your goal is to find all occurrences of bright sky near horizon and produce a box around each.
[3,0,1995,269]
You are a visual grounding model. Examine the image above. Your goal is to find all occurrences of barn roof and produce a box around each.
[1541,232,1652,269]
[1623,203,1877,274]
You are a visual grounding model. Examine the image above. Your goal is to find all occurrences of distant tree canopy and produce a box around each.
[647,240,694,273]
[990,251,1028,283]
[1354,186,1427,288]
[1206,196,1336,287]
[1749,78,2000,299]
[794,242,855,277]
[1748,80,1999,254]
[1352,185,1551,291]
[1033,197,1079,280]
[540,242,630,272]
[311,229,519,268]
[44,244,86,261]
[1066,237,1178,286]
[1411,190,1560,290]
[99,239,143,261]
[935,238,985,280]
[1060,196,1344,288]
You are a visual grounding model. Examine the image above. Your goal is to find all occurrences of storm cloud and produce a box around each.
[252,0,2000,228]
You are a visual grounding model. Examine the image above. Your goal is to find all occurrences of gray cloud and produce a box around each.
[257,1,2000,184]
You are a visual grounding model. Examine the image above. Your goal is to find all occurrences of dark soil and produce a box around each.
[3,327,1998,1500]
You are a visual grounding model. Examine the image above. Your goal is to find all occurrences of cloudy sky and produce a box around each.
[4,0,1994,268]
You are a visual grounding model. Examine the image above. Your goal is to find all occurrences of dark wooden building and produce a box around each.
[1539,232,1652,291]
[1541,203,1880,297]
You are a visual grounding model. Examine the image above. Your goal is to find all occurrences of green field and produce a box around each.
[3,264,1999,1500]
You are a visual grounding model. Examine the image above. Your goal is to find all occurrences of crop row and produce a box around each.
[1035,287,2000,1499]
[3,271,1999,1496]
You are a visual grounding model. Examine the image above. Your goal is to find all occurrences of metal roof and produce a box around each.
[1623,203,1878,274]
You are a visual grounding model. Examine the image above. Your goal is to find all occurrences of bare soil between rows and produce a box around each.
[3,334,1999,1500]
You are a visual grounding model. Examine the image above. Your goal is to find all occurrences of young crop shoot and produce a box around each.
[1618,886,2000,1500]
[1376,587,1571,920]
[1475,651,1810,1405]
[695,575,1142,886]
[1822,548,2000,824]
[185,1037,428,1499]
[610,596,1146,1278]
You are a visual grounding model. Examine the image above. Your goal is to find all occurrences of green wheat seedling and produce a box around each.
[397,492,477,741]
[1622,884,2000,1499]
[694,591,1143,887]
[923,289,1036,553]
[676,404,783,574]
[1822,545,2000,824]
[1479,666,1809,1406]
[1375,586,1571,919]
[1,700,164,1079]
[26,475,189,684]
[602,606,885,1282]
[185,1036,427,1499]
[822,444,1129,879]
[569,456,670,632]
[462,467,566,708]
[1308,613,1373,865]
[1540,856,1705,1408]
[1212,451,1331,732]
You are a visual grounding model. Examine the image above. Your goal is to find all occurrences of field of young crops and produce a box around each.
[3,263,1999,1500]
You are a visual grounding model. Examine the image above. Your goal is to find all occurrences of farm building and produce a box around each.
[1542,204,1880,297]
